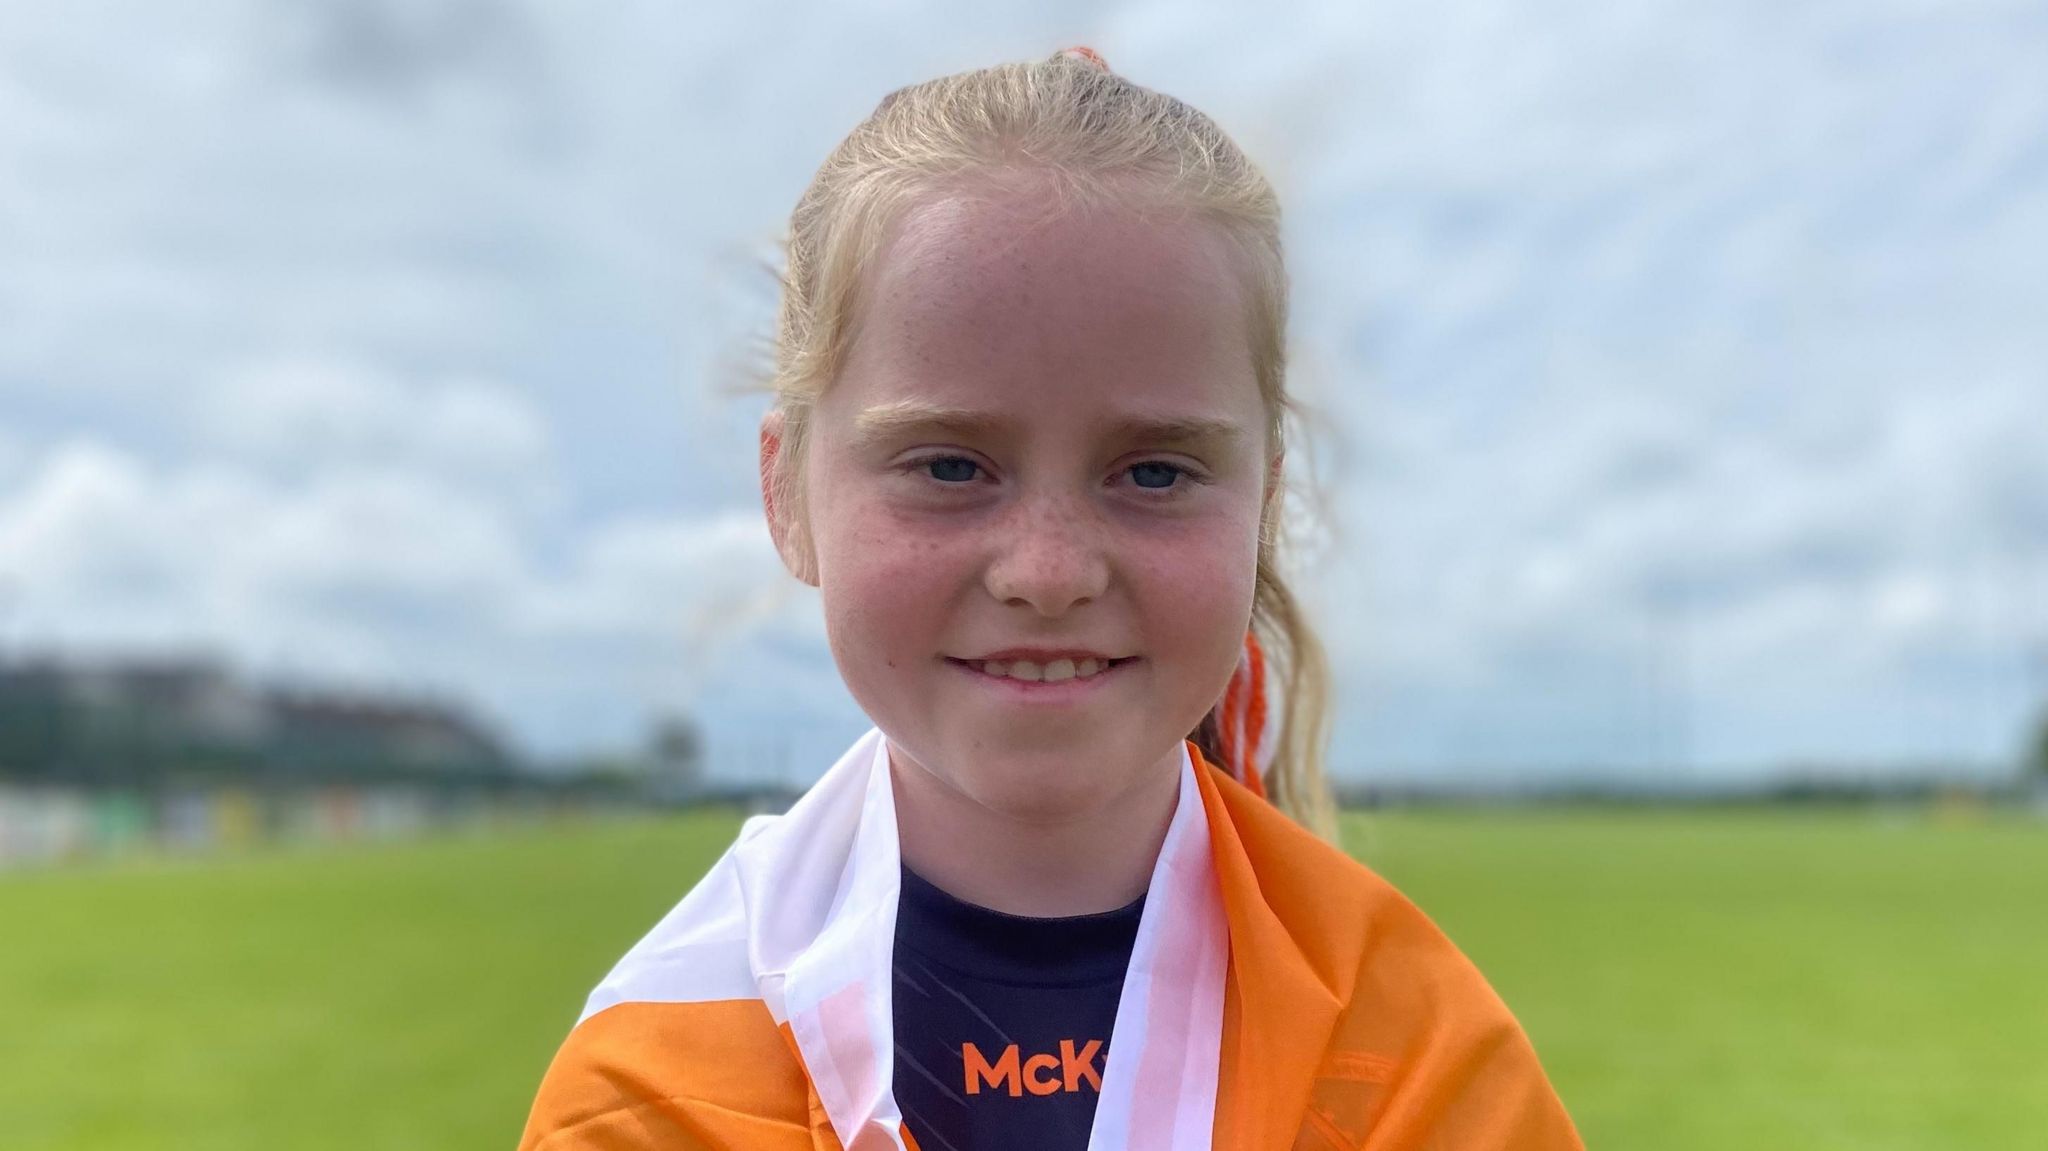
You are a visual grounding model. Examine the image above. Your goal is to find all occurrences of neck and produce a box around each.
[888,743,1183,917]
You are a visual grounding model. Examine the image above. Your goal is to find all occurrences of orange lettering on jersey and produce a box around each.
[1022,1053,1060,1096]
[959,1040,1105,1097]
[1060,1039,1103,1091]
[963,1042,1021,1097]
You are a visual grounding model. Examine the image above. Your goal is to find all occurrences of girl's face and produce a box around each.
[779,184,1271,820]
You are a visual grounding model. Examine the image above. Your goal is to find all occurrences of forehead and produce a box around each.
[835,182,1257,417]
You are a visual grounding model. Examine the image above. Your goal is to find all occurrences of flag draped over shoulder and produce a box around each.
[518,728,1584,1151]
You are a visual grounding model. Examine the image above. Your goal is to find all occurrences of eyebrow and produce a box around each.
[853,402,1006,442]
[852,401,1247,449]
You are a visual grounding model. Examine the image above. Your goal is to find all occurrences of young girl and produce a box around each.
[520,49,1582,1151]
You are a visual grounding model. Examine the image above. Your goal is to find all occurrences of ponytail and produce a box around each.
[1193,567,1338,844]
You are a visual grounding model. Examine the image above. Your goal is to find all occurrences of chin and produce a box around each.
[980,768,1110,819]
[954,742,1162,821]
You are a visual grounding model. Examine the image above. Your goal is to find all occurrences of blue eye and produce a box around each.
[1129,462,1183,489]
[926,457,980,483]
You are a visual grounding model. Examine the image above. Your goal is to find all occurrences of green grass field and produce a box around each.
[3,808,2044,1149]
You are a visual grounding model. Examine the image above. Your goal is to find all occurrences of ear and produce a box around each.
[760,409,819,587]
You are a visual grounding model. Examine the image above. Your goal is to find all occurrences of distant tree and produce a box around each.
[649,715,706,800]
[2031,705,2048,781]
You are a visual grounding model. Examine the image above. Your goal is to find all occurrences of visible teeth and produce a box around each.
[975,657,1115,682]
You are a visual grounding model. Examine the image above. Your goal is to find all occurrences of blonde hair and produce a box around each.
[765,49,1337,840]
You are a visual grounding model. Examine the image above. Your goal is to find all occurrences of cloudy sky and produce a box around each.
[2,0,2044,785]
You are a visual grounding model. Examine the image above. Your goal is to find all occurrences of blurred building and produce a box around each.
[0,654,515,787]
[0,652,721,867]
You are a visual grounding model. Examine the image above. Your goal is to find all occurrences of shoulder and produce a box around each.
[1208,767,1455,993]
[582,813,780,1018]
[520,816,819,1151]
[518,998,814,1151]
[1209,766,1516,1009]
[1209,771,1582,1148]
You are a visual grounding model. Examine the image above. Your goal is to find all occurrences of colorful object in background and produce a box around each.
[0,784,583,870]
[90,792,150,855]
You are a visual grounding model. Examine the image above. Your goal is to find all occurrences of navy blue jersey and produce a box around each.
[891,864,1144,1150]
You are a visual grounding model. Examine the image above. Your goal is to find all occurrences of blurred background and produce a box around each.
[2,1,2044,1149]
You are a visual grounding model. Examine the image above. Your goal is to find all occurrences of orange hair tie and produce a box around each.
[1214,630,1270,800]
[1060,45,1110,71]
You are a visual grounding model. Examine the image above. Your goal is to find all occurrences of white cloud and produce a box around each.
[194,358,554,498]
[1,0,2043,780]
[0,432,838,762]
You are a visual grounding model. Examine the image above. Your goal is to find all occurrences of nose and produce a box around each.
[983,495,1110,618]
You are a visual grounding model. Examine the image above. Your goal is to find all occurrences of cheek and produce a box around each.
[1124,513,1263,660]
[813,497,970,664]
